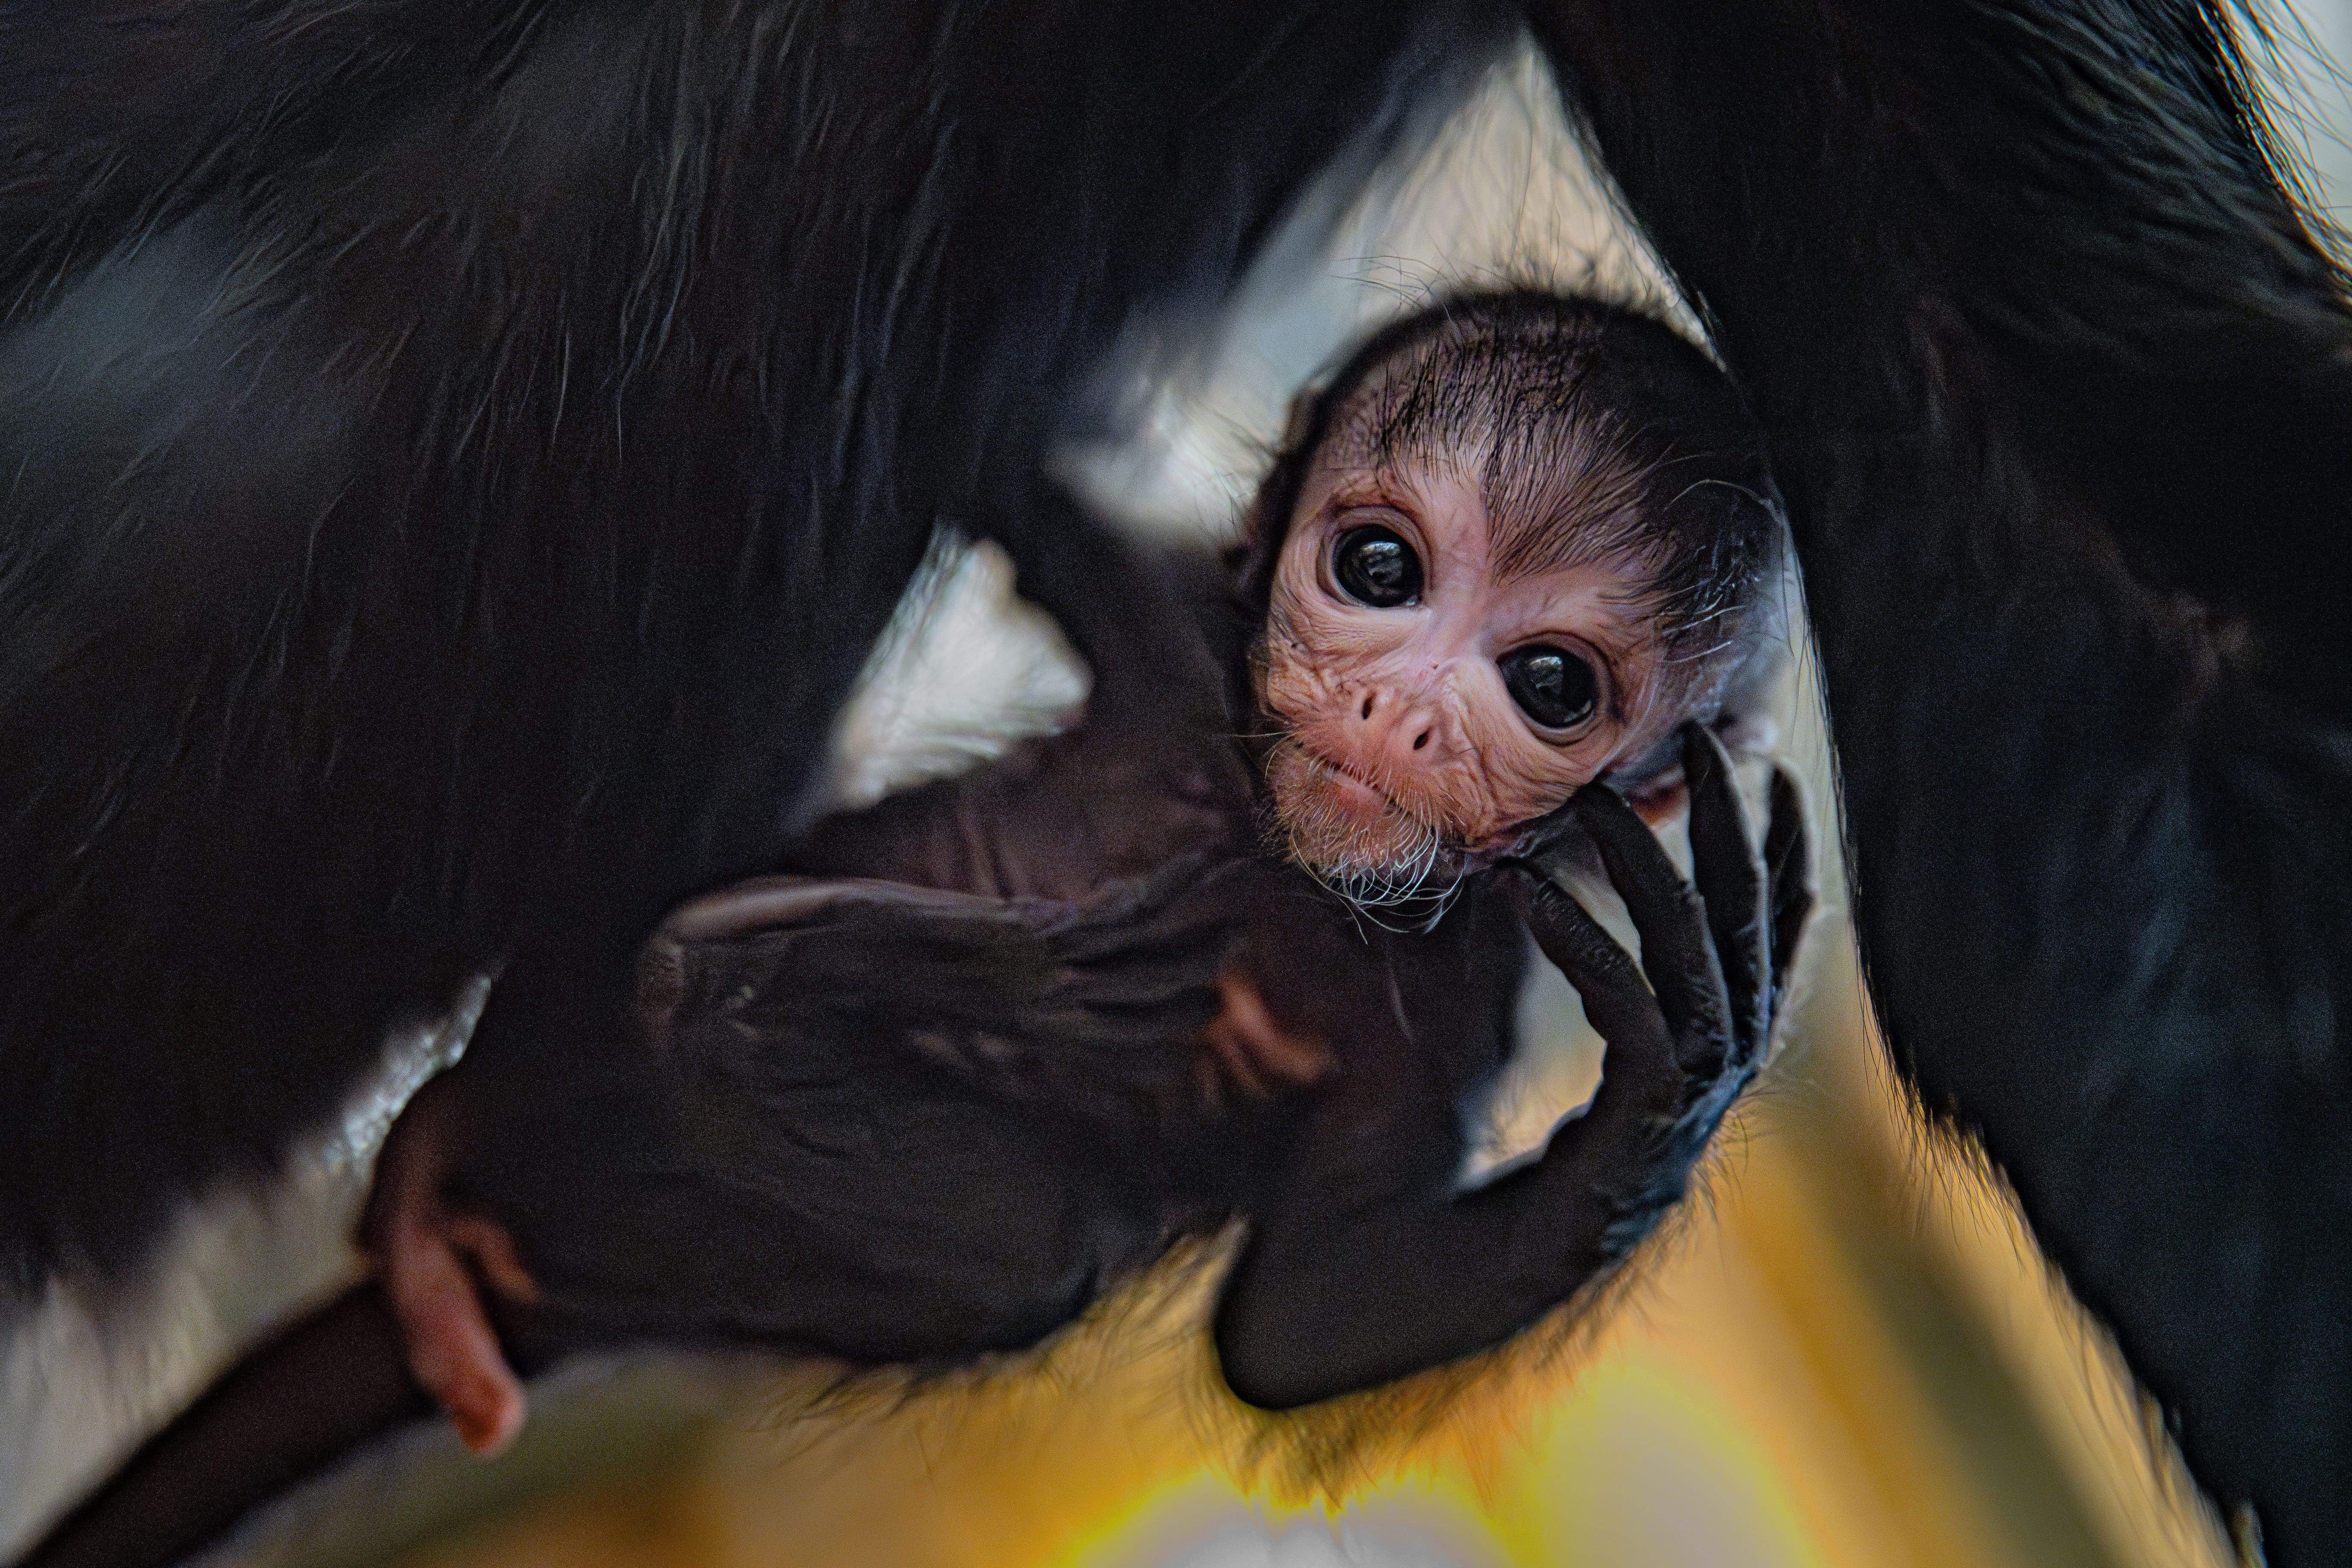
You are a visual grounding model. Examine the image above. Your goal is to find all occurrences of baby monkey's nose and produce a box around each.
[1347,685,1445,770]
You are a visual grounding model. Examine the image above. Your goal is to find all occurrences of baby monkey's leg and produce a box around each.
[1213,726,1812,1409]
[365,866,1254,1453]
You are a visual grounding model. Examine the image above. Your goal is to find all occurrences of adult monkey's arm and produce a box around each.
[1532,3,2352,1558]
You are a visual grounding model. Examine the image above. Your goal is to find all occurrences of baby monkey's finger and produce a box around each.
[1763,767,1814,1016]
[1570,783,1730,1065]
[1503,867,1680,1107]
[1681,724,1768,1057]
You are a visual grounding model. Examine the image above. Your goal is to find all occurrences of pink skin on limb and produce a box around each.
[363,1080,538,1457]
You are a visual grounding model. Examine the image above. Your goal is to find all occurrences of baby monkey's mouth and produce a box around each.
[1262,740,1474,926]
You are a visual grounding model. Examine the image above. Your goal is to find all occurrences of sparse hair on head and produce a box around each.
[1242,290,1788,672]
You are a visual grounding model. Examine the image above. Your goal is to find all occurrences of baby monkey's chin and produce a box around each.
[1263,741,1475,886]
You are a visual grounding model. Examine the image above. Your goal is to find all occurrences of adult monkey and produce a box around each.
[0,1,2346,1562]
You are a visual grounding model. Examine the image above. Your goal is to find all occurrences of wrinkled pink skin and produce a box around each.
[1259,454,1706,879]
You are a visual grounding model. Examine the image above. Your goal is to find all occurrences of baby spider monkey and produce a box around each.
[27,295,1809,1568]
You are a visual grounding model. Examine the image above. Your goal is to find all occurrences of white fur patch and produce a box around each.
[815,528,1093,816]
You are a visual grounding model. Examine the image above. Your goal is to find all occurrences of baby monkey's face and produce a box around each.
[1259,450,1689,885]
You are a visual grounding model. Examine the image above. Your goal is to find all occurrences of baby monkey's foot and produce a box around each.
[363,1077,539,1457]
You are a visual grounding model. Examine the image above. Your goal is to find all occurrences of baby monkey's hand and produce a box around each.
[1213,723,1811,1408]
[1502,722,1811,1258]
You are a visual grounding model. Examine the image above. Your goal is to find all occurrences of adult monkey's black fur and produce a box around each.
[2,0,2348,1562]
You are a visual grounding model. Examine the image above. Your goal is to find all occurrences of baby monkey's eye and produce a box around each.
[1332,525,1423,608]
[1499,645,1598,730]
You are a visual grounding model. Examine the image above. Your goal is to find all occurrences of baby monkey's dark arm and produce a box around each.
[1213,727,1811,1407]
